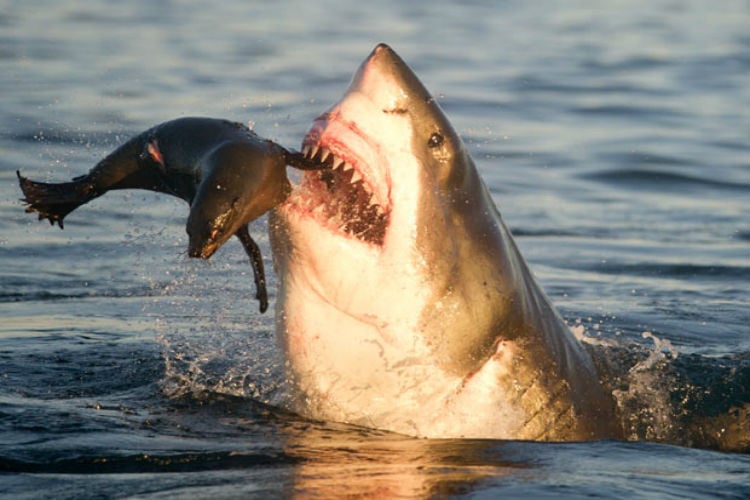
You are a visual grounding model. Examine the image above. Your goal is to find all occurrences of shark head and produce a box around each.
[271,44,508,339]
[269,44,618,440]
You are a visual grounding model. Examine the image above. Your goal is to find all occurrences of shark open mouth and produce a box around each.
[289,123,391,245]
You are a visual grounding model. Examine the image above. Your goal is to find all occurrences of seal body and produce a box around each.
[19,117,293,312]
[270,44,621,440]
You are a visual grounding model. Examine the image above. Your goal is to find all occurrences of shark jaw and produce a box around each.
[269,44,620,440]
[293,112,392,245]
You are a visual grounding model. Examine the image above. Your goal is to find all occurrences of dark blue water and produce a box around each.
[1,1,749,498]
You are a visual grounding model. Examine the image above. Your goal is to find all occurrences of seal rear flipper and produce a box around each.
[17,170,97,229]
[235,224,269,314]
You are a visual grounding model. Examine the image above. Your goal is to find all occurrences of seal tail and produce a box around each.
[17,170,97,229]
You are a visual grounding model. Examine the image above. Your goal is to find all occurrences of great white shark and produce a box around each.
[270,43,621,440]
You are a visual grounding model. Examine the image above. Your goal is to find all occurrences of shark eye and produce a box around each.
[428,132,444,148]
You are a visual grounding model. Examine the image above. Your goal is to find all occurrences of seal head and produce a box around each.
[184,138,291,259]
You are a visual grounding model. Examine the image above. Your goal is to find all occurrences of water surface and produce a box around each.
[1,1,749,498]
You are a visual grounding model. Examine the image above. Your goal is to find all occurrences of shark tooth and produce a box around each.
[319,148,331,163]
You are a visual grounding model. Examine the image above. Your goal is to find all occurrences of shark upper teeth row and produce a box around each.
[302,143,383,214]
[302,144,358,180]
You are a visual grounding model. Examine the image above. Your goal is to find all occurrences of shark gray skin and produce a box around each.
[270,44,621,440]
[18,117,320,312]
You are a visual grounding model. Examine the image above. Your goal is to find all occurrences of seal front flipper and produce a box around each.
[235,224,268,313]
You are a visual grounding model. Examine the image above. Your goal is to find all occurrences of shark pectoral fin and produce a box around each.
[235,224,269,314]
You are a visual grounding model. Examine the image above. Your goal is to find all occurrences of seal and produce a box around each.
[269,44,622,440]
[18,117,321,312]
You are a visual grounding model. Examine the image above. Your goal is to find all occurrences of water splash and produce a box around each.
[145,260,290,407]
[150,279,749,452]
[610,331,680,442]
[580,323,750,452]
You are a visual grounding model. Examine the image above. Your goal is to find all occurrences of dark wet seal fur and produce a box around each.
[18,117,327,313]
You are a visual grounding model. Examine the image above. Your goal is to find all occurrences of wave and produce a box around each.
[0,283,167,304]
[0,450,295,474]
[583,261,750,281]
[8,126,137,148]
[581,168,750,193]
[571,104,686,125]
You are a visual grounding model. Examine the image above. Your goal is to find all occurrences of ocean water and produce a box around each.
[1,0,749,498]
